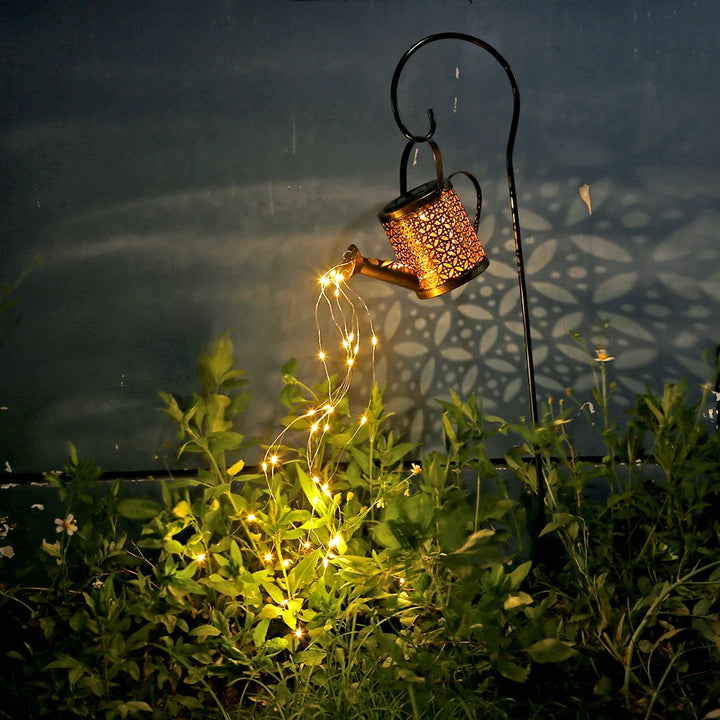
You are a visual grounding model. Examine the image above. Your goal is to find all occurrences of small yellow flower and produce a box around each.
[411,463,422,475]
[54,514,78,536]
[594,347,615,362]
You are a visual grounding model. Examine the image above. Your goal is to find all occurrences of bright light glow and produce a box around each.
[247,514,257,522]
[295,627,303,639]
[195,552,206,563]
[264,553,273,563]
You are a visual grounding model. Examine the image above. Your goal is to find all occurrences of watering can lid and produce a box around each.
[378,177,454,223]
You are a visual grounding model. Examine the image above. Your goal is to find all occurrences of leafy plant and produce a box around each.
[2,332,718,720]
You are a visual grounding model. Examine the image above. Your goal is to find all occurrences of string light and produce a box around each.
[259,253,379,587]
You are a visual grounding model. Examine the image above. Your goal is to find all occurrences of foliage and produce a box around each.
[1,332,719,719]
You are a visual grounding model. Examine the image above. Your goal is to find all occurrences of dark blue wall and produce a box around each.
[2,0,719,473]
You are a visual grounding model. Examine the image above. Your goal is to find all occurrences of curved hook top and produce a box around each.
[389,32,521,152]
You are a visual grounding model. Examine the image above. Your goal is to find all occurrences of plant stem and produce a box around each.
[622,559,720,706]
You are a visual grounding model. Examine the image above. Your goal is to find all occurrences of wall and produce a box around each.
[1,0,719,474]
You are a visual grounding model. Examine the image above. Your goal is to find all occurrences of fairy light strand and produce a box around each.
[259,253,378,569]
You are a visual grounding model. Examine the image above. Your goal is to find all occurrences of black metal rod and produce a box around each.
[390,33,544,516]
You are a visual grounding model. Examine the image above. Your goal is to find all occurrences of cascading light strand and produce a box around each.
[261,252,379,568]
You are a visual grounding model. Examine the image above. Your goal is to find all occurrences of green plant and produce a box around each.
[3,331,717,719]
[519,339,720,719]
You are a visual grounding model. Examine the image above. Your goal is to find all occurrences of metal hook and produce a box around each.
[389,32,520,151]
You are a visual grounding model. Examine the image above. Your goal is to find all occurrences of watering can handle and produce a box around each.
[398,140,482,234]
[399,139,445,196]
[448,170,483,234]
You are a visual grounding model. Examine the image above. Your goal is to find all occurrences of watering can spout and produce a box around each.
[343,244,421,294]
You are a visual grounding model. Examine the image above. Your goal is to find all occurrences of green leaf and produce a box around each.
[172,500,193,518]
[205,574,241,596]
[539,512,576,537]
[228,458,245,477]
[159,392,184,424]
[261,581,285,605]
[199,332,245,391]
[230,539,243,568]
[117,701,153,718]
[509,561,533,590]
[526,638,578,663]
[259,604,283,620]
[496,658,530,682]
[287,550,320,595]
[504,592,534,610]
[264,637,289,654]
[253,618,270,647]
[296,647,326,666]
[190,624,222,638]
[117,497,162,520]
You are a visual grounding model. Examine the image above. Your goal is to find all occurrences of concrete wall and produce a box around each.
[2,0,719,474]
